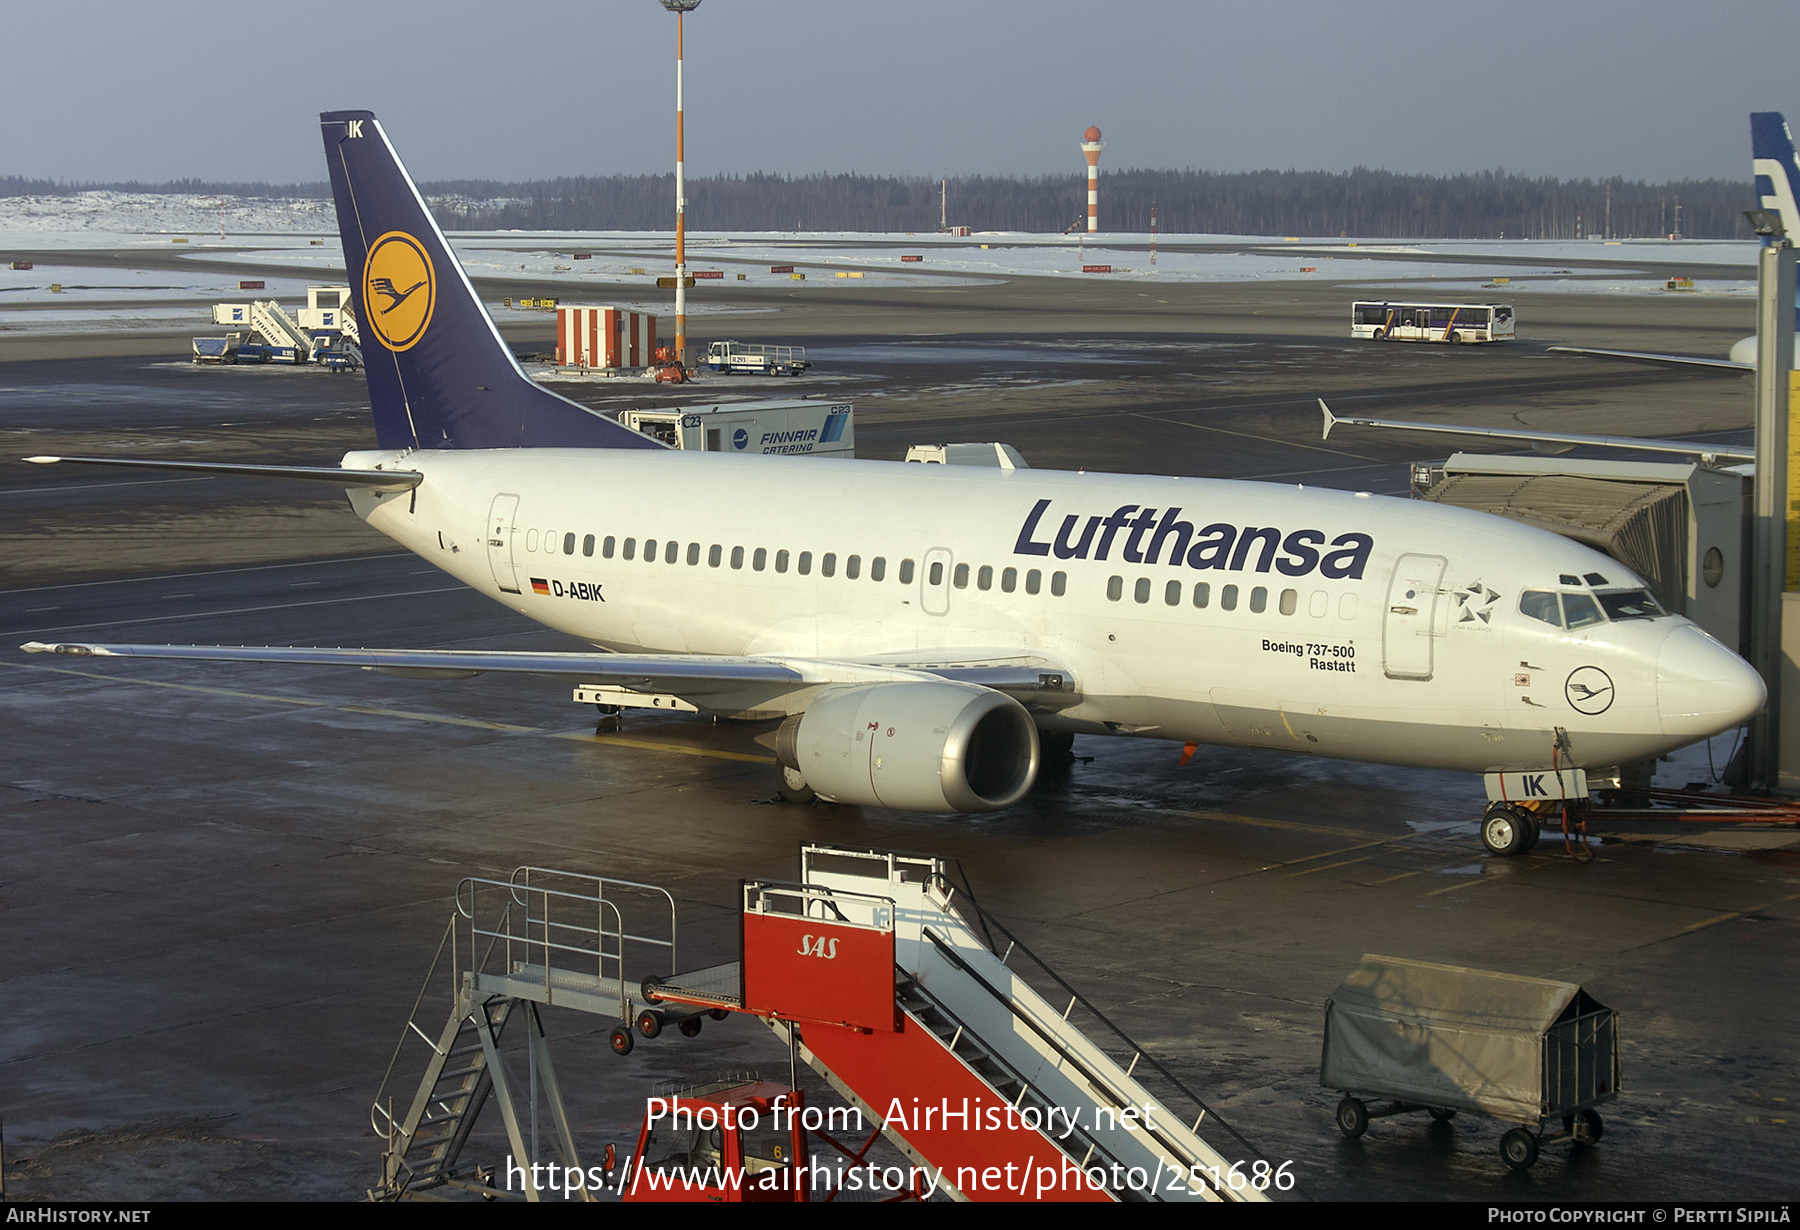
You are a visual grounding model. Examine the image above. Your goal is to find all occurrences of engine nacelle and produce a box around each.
[780,682,1039,813]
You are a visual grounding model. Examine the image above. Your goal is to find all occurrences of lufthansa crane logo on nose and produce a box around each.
[1565,666,1615,715]
[362,231,435,352]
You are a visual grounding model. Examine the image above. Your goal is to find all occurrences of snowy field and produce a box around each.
[0,190,1761,338]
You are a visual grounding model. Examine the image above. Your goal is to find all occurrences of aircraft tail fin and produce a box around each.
[319,111,662,452]
[1751,111,1800,242]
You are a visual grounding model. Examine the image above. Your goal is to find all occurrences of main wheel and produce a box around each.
[1429,1107,1458,1123]
[778,765,816,805]
[1336,1096,1369,1138]
[608,1024,634,1056]
[1500,1128,1540,1170]
[635,1009,663,1040]
[1481,804,1534,857]
[1039,730,1076,764]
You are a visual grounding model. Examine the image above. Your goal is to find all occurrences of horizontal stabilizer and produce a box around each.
[24,455,423,490]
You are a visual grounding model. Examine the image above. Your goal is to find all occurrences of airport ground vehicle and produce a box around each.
[1352,301,1514,343]
[1324,955,1618,1171]
[619,400,854,457]
[705,339,810,375]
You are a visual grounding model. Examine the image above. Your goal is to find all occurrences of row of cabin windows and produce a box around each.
[1108,575,1358,620]
[525,527,1075,595]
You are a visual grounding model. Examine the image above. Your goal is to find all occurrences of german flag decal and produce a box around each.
[530,578,551,595]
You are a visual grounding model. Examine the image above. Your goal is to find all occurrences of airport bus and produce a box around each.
[1351,301,1515,344]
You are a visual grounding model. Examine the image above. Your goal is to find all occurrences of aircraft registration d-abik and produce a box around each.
[21,111,1767,856]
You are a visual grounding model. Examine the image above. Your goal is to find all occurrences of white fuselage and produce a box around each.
[343,447,1764,775]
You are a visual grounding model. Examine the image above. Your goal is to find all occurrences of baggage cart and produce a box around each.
[1321,954,1619,1170]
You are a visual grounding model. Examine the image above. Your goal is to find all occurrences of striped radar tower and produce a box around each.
[1080,126,1104,233]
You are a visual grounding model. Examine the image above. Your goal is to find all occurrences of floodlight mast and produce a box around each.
[662,0,701,363]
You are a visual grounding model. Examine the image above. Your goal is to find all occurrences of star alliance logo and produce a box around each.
[1453,580,1501,624]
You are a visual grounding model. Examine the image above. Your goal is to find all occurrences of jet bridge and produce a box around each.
[369,846,1278,1203]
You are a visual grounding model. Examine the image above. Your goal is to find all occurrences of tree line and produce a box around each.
[1,168,1755,239]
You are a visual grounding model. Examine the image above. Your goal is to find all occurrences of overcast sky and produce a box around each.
[6,1,1798,186]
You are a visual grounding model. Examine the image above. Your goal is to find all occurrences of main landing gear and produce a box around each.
[1480,801,1541,857]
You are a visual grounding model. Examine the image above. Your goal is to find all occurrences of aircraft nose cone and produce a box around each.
[1657,625,1765,740]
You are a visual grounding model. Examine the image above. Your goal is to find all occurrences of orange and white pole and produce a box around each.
[1080,125,1104,233]
[663,0,701,362]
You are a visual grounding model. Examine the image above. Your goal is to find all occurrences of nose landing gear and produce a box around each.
[1480,801,1541,857]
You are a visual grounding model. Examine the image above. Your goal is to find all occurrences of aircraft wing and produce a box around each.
[19,641,1080,712]
[1544,346,1752,373]
[1317,400,1754,463]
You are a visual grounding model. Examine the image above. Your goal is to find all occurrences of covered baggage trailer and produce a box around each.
[1322,955,1619,1170]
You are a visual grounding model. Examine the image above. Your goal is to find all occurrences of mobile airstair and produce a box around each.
[370,847,1279,1202]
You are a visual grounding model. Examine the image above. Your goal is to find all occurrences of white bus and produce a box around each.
[1352,301,1515,344]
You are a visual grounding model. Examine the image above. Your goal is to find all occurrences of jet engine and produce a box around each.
[776,682,1039,813]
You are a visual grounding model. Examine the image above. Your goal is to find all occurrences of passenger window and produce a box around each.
[1519,590,1562,627]
[1309,590,1327,618]
[526,529,540,552]
[1193,582,1210,609]
[665,540,678,564]
[1025,569,1041,595]
[1134,577,1151,604]
[1250,587,1267,614]
[1001,567,1017,593]
[1563,592,1605,630]
[1051,571,1066,597]
[687,542,700,566]
[582,534,595,557]
[623,537,636,561]
[846,555,860,579]
[776,549,790,574]
[927,561,941,585]
[1165,579,1181,606]
[901,559,915,584]
[871,557,886,582]
[602,536,616,559]
[1279,588,1297,616]
[1339,593,1357,620]
[977,565,993,591]
[799,551,813,575]
[645,538,658,562]
[1221,584,1239,611]
[563,532,576,555]
[822,553,837,578]
[731,546,745,569]
[1107,575,1123,601]
[753,547,767,571]
[954,563,969,588]
[709,544,722,567]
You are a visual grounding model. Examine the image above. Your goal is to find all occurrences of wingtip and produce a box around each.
[1318,399,1337,441]
[23,456,60,465]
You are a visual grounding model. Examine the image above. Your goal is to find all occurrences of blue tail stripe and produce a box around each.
[320,110,662,452]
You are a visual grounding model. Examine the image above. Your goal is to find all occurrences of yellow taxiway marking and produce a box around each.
[1682,890,1800,933]
[7,661,774,766]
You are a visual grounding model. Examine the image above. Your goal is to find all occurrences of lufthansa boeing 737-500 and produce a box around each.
[20,111,1768,855]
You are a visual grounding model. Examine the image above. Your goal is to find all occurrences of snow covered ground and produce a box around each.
[0,190,1761,339]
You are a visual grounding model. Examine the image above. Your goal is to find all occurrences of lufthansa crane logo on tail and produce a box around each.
[362,231,435,352]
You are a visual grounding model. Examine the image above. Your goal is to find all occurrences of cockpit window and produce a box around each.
[1596,588,1664,621]
[1562,592,1606,630]
[1520,590,1562,627]
[1583,572,1609,587]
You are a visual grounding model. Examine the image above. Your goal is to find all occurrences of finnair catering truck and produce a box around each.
[617,400,854,458]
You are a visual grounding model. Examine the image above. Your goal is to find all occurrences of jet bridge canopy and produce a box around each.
[1415,452,1747,651]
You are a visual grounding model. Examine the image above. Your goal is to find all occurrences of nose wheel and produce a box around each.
[1481,802,1540,857]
